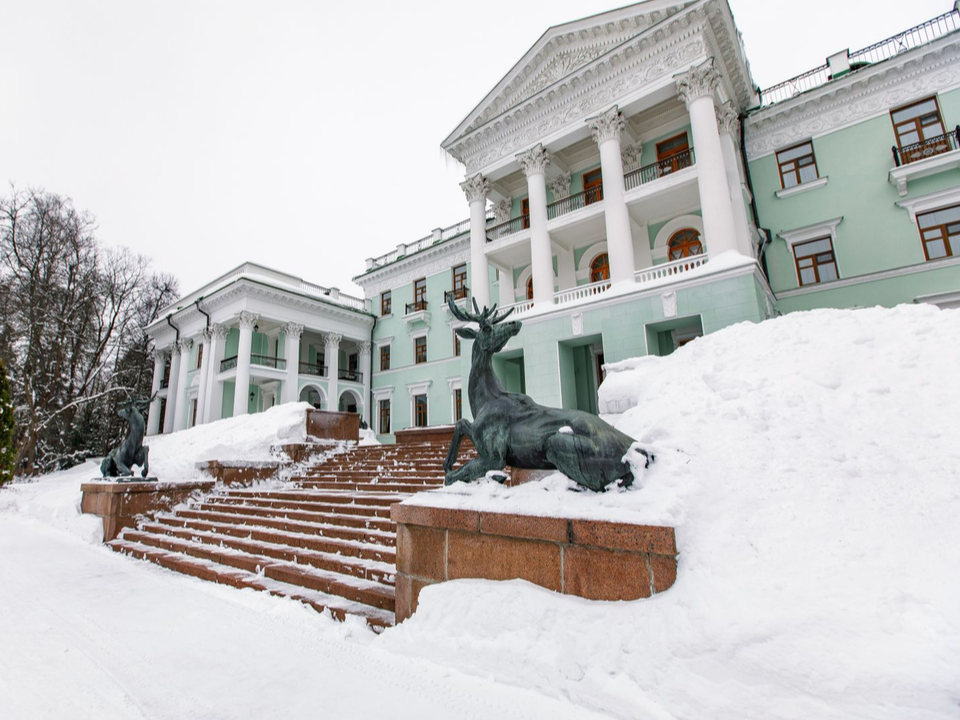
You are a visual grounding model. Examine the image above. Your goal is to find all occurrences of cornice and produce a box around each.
[745,36,960,160]
[354,236,471,297]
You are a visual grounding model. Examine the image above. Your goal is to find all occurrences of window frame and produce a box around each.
[776,140,819,189]
[890,96,946,153]
[656,132,691,175]
[792,236,840,286]
[379,344,391,371]
[452,264,467,294]
[414,336,427,364]
[196,343,203,370]
[916,204,958,261]
[589,252,610,282]
[454,388,462,422]
[412,278,427,311]
[380,290,392,316]
[414,394,428,428]
[667,228,704,260]
[453,330,461,357]
[583,167,604,204]
[378,399,391,434]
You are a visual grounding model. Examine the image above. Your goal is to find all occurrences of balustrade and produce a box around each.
[486,214,529,242]
[546,185,604,220]
[338,368,363,382]
[624,149,696,191]
[892,126,960,166]
[299,361,327,377]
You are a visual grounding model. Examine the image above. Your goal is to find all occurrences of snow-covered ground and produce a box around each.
[1,304,958,719]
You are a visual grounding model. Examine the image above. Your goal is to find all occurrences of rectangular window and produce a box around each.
[453,330,460,357]
[415,336,427,364]
[793,237,839,286]
[656,133,691,175]
[454,388,462,422]
[196,343,203,370]
[917,205,959,260]
[379,345,391,371]
[521,198,530,229]
[776,141,818,189]
[378,399,391,434]
[381,290,392,316]
[414,394,428,428]
[891,96,947,164]
[452,264,467,299]
[583,167,603,204]
[412,278,427,312]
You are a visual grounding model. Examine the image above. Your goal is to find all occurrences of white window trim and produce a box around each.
[410,327,428,341]
[575,241,609,280]
[514,264,558,300]
[446,376,462,422]
[776,176,829,199]
[652,215,705,261]
[780,218,843,287]
[374,336,393,348]
[896,186,960,224]
[407,380,432,428]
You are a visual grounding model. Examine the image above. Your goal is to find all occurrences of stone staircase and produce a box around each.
[108,440,473,630]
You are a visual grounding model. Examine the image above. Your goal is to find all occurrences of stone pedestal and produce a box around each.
[81,480,215,542]
[392,499,678,623]
[305,409,360,442]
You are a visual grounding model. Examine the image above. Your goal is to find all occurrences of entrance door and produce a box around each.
[583,168,603,204]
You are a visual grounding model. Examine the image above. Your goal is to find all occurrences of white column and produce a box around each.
[676,59,740,257]
[281,322,304,405]
[497,266,515,307]
[589,107,637,285]
[205,324,228,422]
[461,174,491,310]
[358,341,372,425]
[716,100,755,258]
[324,332,342,412]
[172,338,193,431]
[162,348,180,434]
[518,144,554,308]
[233,311,258,417]
[195,328,213,425]
[146,348,168,436]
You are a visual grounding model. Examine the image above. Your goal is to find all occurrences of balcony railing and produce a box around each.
[339,368,363,382]
[892,126,960,166]
[221,356,238,372]
[624,149,696,191]
[635,254,708,283]
[554,278,612,305]
[405,299,428,314]
[486,214,529,242]
[444,287,469,303]
[547,185,604,220]
[251,354,285,370]
[299,361,327,377]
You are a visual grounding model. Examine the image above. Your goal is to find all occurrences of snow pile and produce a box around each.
[145,401,310,479]
[380,305,960,719]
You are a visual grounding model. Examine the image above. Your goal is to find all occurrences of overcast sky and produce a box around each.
[1,0,947,297]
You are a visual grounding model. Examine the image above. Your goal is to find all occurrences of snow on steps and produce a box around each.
[108,440,476,630]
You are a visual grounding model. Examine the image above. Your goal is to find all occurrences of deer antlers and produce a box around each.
[447,296,515,327]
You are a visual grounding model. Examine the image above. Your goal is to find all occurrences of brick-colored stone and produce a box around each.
[562,546,651,601]
[570,519,676,555]
[446,531,561,591]
[391,503,479,532]
[396,524,446,580]
[394,574,435,623]
[306,409,359,442]
[479,512,568,543]
[650,553,678,594]
[504,468,555,486]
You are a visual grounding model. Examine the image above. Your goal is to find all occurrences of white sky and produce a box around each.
[0,0,948,297]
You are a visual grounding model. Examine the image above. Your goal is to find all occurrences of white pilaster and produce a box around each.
[233,311,258,417]
[195,328,213,425]
[205,324,229,423]
[497,266,514,307]
[716,101,755,258]
[358,340,372,425]
[589,107,636,284]
[461,174,491,310]
[172,338,194,431]
[162,348,180,434]
[676,59,740,257]
[146,348,167,436]
[518,144,553,308]
[282,322,304,405]
[325,332,342,412]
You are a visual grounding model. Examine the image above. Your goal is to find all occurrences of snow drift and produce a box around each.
[380,305,960,719]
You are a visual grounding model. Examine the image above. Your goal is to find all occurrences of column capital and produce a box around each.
[238,311,259,330]
[323,332,342,349]
[282,321,304,339]
[588,107,625,145]
[715,100,740,136]
[212,323,230,340]
[517,144,550,177]
[200,327,214,343]
[152,346,172,361]
[547,172,572,200]
[675,58,722,107]
[175,337,193,355]
[460,174,489,204]
[357,340,372,355]
[492,198,512,223]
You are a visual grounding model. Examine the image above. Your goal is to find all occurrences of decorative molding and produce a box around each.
[357,341,372,355]
[323,332,342,349]
[621,143,642,172]
[238,311,260,330]
[460,174,489,204]
[652,214,705,260]
[212,323,229,339]
[571,313,583,336]
[548,172,572,200]
[588,106,625,144]
[374,336,394,348]
[493,198,512,223]
[199,327,214,343]
[778,217,843,249]
[745,37,960,160]
[776,176,829,199]
[406,379,433,397]
[675,57,721,107]
[661,291,678,318]
[889,148,960,197]
[518,144,550,176]
[354,237,471,298]
[896,185,960,223]
[715,99,740,136]
[576,241,609,275]
[175,338,194,354]
[371,385,394,400]
[775,254,960,298]
[282,321,304,339]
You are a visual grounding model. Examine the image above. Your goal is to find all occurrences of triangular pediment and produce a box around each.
[443,0,696,150]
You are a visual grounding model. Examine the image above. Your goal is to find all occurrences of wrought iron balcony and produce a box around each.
[339,368,363,382]
[547,185,604,220]
[299,361,327,377]
[892,126,960,166]
[486,214,529,242]
[444,287,469,302]
[251,354,285,370]
[405,299,428,314]
[220,356,238,372]
[624,148,696,191]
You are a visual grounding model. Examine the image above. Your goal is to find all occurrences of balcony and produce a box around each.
[405,299,428,314]
[219,355,286,372]
[547,185,603,220]
[299,361,327,377]
[486,214,529,242]
[444,287,469,303]
[403,299,431,331]
[338,368,363,383]
[221,356,238,372]
[625,149,695,191]
[889,127,960,196]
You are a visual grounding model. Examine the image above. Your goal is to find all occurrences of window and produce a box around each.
[521,198,530,229]
[378,399,391,434]
[454,388,462,422]
[656,133,691,175]
[196,343,203,370]
[793,237,839,286]
[453,330,460,357]
[891,96,947,164]
[415,336,427,364]
[412,278,427,312]
[379,345,391,371]
[668,229,704,260]
[916,205,959,260]
[414,394,428,427]
[381,290,392,316]
[776,141,818,189]
[452,264,467,299]
[590,253,610,282]
[583,168,603,204]
[526,277,534,300]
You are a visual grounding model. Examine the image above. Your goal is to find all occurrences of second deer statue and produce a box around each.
[445,298,652,492]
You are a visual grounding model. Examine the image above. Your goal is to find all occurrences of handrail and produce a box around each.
[367,212,495,269]
[298,361,327,377]
[624,148,696,191]
[338,368,363,382]
[444,287,470,302]
[220,356,238,372]
[251,354,285,370]
[547,185,603,220]
[553,278,612,305]
[635,254,708,284]
[486,214,529,242]
[405,299,428,314]
[892,126,960,166]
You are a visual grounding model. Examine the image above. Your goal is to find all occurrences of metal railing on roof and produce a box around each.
[366,213,494,270]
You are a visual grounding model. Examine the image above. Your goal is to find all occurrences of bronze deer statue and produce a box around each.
[100,394,153,479]
[445,298,651,491]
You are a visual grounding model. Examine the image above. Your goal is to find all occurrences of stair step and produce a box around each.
[213,496,394,519]
[197,501,395,532]
[222,489,401,507]
[297,482,433,494]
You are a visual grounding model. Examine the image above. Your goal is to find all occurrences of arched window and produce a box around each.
[668,229,703,260]
[590,253,610,282]
[526,277,534,300]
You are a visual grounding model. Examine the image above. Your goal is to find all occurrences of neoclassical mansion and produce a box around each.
[147,0,960,439]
